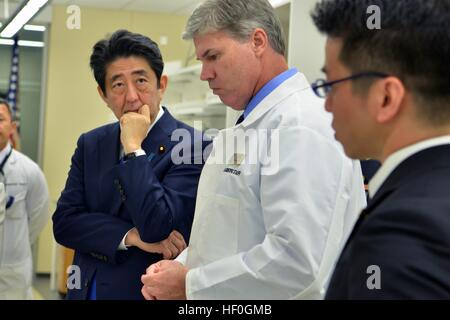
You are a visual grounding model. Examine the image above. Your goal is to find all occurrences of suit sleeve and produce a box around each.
[113,137,209,244]
[53,134,133,264]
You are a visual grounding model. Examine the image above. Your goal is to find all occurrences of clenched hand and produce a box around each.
[120,104,151,154]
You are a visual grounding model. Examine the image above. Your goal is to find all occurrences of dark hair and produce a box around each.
[311,0,450,125]
[89,29,164,95]
[0,98,13,119]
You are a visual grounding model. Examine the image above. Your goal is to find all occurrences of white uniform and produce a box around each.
[0,145,49,299]
[177,72,366,299]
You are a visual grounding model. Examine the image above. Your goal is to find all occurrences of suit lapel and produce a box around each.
[95,109,179,214]
[96,123,121,213]
[141,107,178,167]
[98,123,121,178]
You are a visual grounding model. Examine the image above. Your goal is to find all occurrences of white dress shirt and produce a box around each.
[369,135,450,198]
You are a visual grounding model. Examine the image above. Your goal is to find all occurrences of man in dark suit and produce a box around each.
[311,0,450,299]
[53,30,210,299]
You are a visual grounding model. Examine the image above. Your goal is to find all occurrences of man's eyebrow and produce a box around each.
[197,49,213,60]
[111,74,123,83]
[110,70,148,82]
[132,70,148,76]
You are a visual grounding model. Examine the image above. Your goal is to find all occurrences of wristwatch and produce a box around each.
[123,149,146,161]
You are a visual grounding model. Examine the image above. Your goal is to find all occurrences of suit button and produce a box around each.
[114,179,119,185]
[122,196,126,201]
[84,279,89,287]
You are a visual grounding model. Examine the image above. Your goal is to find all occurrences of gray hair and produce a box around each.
[183,0,286,56]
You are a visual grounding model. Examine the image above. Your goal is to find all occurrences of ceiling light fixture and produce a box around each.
[0,38,44,47]
[269,0,290,8]
[0,23,47,32]
[23,24,46,31]
[0,0,49,38]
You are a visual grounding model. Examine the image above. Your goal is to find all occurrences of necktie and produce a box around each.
[235,114,244,125]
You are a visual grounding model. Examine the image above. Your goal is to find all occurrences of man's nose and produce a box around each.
[200,64,214,82]
[125,83,139,104]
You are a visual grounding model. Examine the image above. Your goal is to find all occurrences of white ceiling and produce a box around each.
[0,0,203,23]
[0,0,288,25]
[49,0,288,14]
[50,0,202,15]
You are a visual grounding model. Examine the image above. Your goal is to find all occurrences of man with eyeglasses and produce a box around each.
[312,0,450,299]
[0,98,49,299]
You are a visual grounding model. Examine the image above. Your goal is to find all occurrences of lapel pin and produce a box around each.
[158,145,166,154]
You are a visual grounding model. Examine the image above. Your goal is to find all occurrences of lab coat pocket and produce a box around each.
[2,191,30,265]
[197,194,240,260]
[5,191,26,219]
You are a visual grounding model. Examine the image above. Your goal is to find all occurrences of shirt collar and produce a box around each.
[147,106,164,135]
[369,135,450,198]
[0,143,12,164]
[243,68,298,119]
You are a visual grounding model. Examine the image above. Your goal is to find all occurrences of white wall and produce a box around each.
[288,0,325,83]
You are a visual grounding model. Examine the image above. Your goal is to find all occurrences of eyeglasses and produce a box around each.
[311,72,389,98]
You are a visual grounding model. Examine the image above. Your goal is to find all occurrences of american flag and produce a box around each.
[7,36,20,149]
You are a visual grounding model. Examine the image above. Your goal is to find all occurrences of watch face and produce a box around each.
[124,152,137,161]
[123,149,145,162]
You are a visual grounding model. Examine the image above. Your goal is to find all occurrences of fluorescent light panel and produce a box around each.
[24,24,46,31]
[269,0,290,8]
[0,23,46,32]
[0,38,44,47]
[0,0,49,38]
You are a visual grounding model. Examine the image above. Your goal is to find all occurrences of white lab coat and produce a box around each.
[177,72,366,299]
[0,148,49,299]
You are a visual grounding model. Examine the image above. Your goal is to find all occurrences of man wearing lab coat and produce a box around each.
[0,99,49,299]
[141,0,366,300]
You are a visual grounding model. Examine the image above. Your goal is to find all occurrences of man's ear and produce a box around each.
[97,86,108,104]
[251,28,268,57]
[158,75,168,96]
[371,77,406,124]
